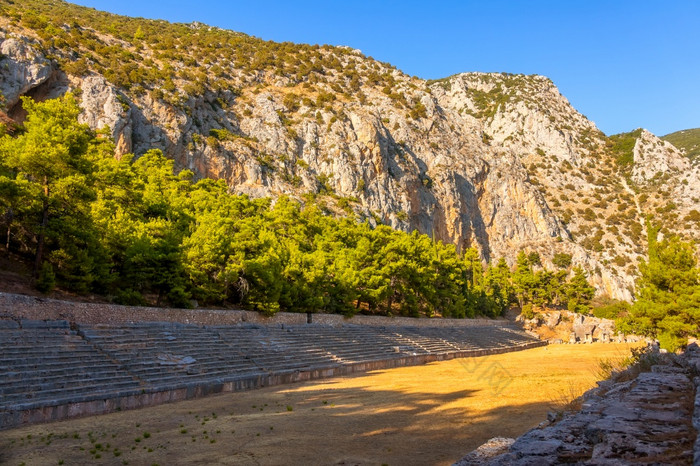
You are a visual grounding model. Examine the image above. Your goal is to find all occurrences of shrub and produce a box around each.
[114,289,147,306]
[62,58,90,76]
[592,300,630,319]
[552,253,572,269]
[520,303,535,320]
[316,92,335,106]
[282,93,300,112]
[208,128,233,141]
[35,262,56,293]
[410,102,427,119]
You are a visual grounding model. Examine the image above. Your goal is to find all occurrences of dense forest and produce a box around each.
[0,94,601,318]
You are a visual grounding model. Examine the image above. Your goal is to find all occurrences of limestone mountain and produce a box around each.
[0,0,698,301]
[662,128,700,161]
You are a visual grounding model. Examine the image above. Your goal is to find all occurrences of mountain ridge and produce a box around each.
[0,0,698,301]
[661,127,700,161]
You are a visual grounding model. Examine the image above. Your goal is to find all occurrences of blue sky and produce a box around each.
[71,0,699,136]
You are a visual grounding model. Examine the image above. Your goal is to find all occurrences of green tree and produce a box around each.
[92,148,193,306]
[180,180,264,305]
[431,242,466,318]
[0,173,37,255]
[565,266,595,313]
[483,258,513,316]
[527,251,541,267]
[542,269,568,306]
[552,252,572,269]
[512,251,536,308]
[617,227,700,351]
[0,94,107,286]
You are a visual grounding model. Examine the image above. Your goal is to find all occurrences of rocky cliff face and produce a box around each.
[631,129,700,224]
[0,3,698,301]
[632,129,688,185]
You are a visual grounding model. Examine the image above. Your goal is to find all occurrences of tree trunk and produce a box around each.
[33,180,49,279]
[5,207,12,256]
[386,277,395,314]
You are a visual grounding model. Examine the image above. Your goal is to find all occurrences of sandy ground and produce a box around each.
[0,343,639,466]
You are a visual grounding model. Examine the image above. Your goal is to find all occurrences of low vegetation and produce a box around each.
[606,129,642,171]
[0,0,408,109]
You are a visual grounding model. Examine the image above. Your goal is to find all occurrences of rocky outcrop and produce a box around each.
[518,310,642,344]
[632,129,690,185]
[76,75,133,156]
[455,344,700,465]
[0,36,53,109]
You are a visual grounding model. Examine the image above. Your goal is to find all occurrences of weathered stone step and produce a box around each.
[0,379,143,405]
[130,370,266,387]
[0,376,140,398]
[0,319,545,431]
[0,367,126,386]
[0,356,118,370]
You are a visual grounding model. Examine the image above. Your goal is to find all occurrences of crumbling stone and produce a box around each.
[456,344,700,465]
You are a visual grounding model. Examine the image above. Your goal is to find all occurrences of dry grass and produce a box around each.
[548,380,590,413]
[0,343,640,466]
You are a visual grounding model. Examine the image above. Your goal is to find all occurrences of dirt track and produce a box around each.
[0,343,638,466]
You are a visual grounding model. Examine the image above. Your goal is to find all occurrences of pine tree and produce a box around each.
[0,94,108,287]
[512,251,536,308]
[618,226,700,351]
[565,266,595,313]
[483,258,513,317]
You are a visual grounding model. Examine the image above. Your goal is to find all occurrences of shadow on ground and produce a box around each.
[0,368,558,466]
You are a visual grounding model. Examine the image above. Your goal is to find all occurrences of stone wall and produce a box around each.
[0,292,511,328]
[455,344,700,465]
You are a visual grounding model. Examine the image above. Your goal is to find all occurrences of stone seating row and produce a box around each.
[0,318,541,427]
[0,321,143,409]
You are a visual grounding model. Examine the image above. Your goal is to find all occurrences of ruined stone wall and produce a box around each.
[455,344,700,465]
[0,292,512,328]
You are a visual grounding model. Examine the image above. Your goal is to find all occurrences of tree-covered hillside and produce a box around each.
[0,0,697,310]
[0,94,597,317]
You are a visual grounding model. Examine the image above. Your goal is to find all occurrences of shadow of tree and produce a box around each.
[263,379,557,465]
[0,349,605,466]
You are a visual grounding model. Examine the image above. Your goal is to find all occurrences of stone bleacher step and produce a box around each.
[1,380,143,405]
[0,368,125,388]
[124,361,258,376]
[132,369,267,387]
[0,357,118,371]
[0,319,543,430]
